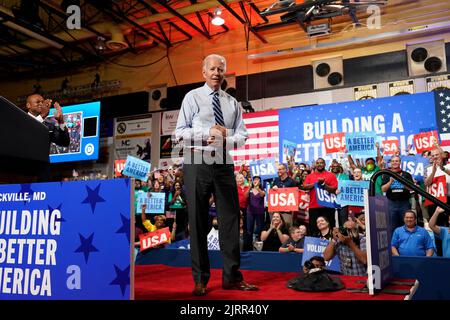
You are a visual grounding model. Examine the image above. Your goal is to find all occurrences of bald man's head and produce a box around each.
[26,94,44,117]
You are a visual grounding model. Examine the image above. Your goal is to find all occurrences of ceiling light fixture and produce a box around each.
[211,8,225,26]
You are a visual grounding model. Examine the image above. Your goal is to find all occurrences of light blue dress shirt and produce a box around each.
[175,83,248,155]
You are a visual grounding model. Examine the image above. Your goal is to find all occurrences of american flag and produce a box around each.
[230,109,280,165]
[435,90,450,148]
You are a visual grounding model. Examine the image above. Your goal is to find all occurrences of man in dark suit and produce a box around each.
[26,94,70,180]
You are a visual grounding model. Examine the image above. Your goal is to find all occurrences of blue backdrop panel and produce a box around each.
[279,93,436,164]
[0,179,132,300]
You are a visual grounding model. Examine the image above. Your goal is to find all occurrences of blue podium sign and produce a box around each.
[0,179,133,300]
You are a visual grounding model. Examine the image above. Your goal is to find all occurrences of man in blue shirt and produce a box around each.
[428,206,450,257]
[391,210,434,256]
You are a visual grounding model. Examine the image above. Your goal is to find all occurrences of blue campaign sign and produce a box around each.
[136,192,165,214]
[345,132,378,158]
[336,180,370,207]
[122,155,151,181]
[384,155,429,183]
[250,158,278,180]
[365,194,393,295]
[315,183,340,208]
[0,179,133,300]
[282,139,297,163]
[301,237,340,273]
[279,92,437,163]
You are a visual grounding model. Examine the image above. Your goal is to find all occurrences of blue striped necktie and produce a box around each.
[212,91,225,126]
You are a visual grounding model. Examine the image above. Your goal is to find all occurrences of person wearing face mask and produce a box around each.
[348,152,383,194]
[381,155,414,233]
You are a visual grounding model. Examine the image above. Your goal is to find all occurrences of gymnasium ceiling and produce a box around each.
[0,0,449,79]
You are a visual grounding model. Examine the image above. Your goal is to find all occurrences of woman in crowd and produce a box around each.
[246,176,266,246]
[168,181,187,239]
[260,212,289,251]
[314,216,333,240]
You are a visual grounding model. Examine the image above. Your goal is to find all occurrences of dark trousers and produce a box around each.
[184,162,243,285]
[388,199,411,234]
[308,207,336,235]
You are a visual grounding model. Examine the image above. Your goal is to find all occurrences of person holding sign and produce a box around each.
[175,54,255,296]
[323,219,367,276]
[302,158,338,235]
[381,155,414,233]
[271,163,297,227]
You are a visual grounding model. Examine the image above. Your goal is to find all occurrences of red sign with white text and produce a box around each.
[299,189,310,211]
[425,175,447,206]
[414,131,439,154]
[323,132,346,154]
[268,188,299,212]
[139,227,171,251]
[114,159,126,177]
[382,140,399,155]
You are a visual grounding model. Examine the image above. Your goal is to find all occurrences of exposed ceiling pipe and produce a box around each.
[0,0,241,54]
[248,21,450,59]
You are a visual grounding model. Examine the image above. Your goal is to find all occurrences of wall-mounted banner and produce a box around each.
[268,188,299,212]
[114,114,151,161]
[345,132,378,158]
[315,183,340,209]
[139,227,171,252]
[354,84,378,100]
[381,139,399,155]
[136,192,165,214]
[249,158,278,180]
[413,131,439,154]
[323,132,346,154]
[279,92,438,163]
[425,175,447,206]
[426,74,450,92]
[301,237,340,273]
[365,194,393,295]
[389,80,415,96]
[160,110,179,136]
[282,139,297,163]
[0,179,133,300]
[122,155,151,181]
[336,180,370,207]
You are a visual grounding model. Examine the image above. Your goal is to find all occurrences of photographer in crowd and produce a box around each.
[323,218,367,276]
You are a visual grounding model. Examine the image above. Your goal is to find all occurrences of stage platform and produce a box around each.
[135,264,418,300]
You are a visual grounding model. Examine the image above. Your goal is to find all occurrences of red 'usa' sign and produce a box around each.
[323,132,346,154]
[414,131,438,154]
[382,140,399,155]
[139,227,171,251]
[425,175,447,206]
[268,188,299,212]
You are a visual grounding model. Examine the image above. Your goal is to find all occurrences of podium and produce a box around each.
[0,96,49,183]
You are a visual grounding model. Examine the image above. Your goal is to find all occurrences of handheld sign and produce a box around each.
[413,131,439,154]
[250,158,278,180]
[323,132,346,154]
[382,139,399,155]
[139,227,171,251]
[345,132,377,158]
[336,180,370,207]
[122,155,151,181]
[282,139,297,162]
[114,159,126,177]
[268,187,299,212]
[299,190,310,211]
[301,237,341,273]
[315,183,340,208]
[425,175,447,206]
[136,192,165,214]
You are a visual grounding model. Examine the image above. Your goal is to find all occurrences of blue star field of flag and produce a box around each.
[434,90,450,144]
[0,179,133,300]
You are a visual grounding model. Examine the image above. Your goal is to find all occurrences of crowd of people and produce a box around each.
[129,139,450,274]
